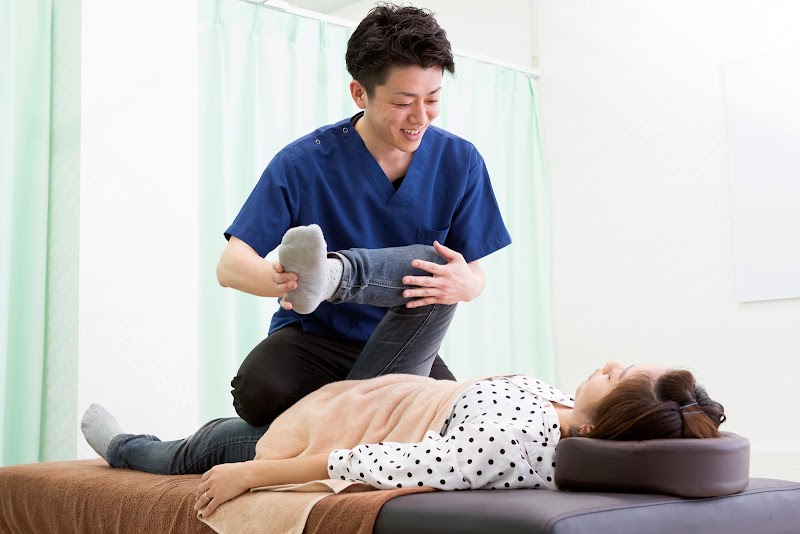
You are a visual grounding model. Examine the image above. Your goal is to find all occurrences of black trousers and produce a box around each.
[231,324,456,426]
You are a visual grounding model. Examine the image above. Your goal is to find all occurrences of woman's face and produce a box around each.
[572,361,666,417]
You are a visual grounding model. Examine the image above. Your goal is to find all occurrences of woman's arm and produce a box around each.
[194,453,329,517]
[329,424,551,492]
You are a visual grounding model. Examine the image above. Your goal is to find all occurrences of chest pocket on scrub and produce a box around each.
[415,227,450,246]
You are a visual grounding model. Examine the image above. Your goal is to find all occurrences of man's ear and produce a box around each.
[349,80,368,109]
[579,423,594,436]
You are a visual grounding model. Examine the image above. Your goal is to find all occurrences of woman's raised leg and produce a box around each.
[277,225,458,381]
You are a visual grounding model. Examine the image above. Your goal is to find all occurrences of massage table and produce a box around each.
[1,433,798,533]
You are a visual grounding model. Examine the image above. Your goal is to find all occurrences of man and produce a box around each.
[216,4,511,427]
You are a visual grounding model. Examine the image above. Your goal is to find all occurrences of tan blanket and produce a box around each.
[201,375,476,534]
[304,485,437,534]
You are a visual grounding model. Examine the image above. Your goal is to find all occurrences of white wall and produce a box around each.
[537,0,800,480]
[77,1,199,457]
[329,0,537,69]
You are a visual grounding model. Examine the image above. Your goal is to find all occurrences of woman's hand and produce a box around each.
[194,463,252,518]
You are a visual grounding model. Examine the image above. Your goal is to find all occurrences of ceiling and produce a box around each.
[286,0,361,14]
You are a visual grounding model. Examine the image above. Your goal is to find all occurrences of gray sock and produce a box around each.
[278,224,343,314]
[81,403,123,463]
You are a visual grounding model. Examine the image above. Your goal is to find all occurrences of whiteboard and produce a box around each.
[726,49,800,302]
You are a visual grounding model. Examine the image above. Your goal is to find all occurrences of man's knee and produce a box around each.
[231,371,297,427]
[230,326,349,426]
[429,355,456,381]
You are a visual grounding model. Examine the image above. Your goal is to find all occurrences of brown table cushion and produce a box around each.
[0,459,213,534]
[0,459,427,534]
[554,431,750,497]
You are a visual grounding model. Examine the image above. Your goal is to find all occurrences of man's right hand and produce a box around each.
[271,261,298,310]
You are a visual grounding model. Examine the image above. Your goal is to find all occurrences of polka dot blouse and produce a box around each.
[328,375,574,490]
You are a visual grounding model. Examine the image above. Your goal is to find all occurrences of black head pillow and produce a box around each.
[554,432,750,498]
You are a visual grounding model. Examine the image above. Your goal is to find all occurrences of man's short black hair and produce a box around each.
[346,3,456,96]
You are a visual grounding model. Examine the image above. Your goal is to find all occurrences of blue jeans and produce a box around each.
[333,245,456,379]
[107,245,456,474]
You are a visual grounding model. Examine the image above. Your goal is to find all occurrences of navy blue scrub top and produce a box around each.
[225,115,512,343]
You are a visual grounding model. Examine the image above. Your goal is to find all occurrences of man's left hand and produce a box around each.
[401,241,485,308]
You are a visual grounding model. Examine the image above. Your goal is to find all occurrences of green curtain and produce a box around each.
[198,0,553,422]
[436,59,553,382]
[0,0,80,466]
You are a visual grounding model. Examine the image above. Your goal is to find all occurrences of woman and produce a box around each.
[81,227,725,518]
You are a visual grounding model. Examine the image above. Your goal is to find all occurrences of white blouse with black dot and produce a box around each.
[328,375,574,491]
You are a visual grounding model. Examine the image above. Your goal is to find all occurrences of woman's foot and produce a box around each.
[278,225,343,314]
[81,403,123,462]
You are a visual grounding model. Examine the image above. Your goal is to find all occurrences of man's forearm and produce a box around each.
[216,237,283,298]
[217,256,282,297]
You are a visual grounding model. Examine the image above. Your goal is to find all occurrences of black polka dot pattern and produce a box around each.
[328,376,572,491]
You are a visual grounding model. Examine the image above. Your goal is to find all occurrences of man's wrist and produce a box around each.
[469,271,485,301]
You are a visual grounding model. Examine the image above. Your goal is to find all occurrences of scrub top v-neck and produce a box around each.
[342,112,427,208]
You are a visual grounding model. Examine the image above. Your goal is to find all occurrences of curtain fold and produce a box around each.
[40,0,80,463]
[0,0,78,467]
[1,0,49,466]
[198,0,553,422]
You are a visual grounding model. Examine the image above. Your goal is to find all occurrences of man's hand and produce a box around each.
[194,463,252,518]
[401,241,485,308]
[271,261,297,311]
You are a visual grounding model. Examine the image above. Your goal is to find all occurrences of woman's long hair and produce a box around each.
[584,370,726,440]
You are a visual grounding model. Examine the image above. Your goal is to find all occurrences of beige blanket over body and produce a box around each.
[201,374,477,534]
